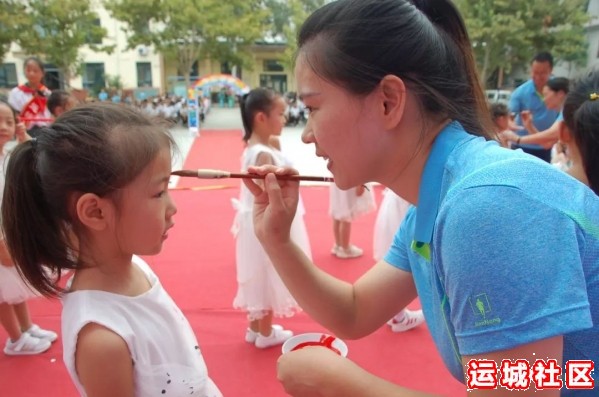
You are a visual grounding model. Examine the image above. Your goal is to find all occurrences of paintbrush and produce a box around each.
[171,168,334,183]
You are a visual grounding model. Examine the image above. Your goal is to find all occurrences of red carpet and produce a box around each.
[0,130,464,396]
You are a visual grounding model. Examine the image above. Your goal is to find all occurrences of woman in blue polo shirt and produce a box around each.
[243,1,599,395]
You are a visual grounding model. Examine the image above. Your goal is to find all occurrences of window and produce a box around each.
[85,17,103,45]
[0,63,18,88]
[83,63,105,94]
[137,62,152,87]
[260,74,287,94]
[263,59,284,72]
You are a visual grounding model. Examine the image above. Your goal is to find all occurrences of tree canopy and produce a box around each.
[13,0,112,86]
[455,0,589,88]
[105,0,269,86]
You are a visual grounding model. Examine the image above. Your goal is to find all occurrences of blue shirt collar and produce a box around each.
[413,121,472,244]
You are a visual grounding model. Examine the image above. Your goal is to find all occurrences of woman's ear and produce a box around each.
[75,193,110,231]
[558,120,572,144]
[379,75,406,129]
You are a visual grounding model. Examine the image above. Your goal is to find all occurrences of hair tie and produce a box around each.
[590,93,599,101]
[30,137,37,148]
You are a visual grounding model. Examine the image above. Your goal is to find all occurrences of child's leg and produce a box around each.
[335,221,363,259]
[337,220,351,249]
[332,219,341,246]
[254,310,293,349]
[0,303,22,341]
[13,301,33,332]
[13,301,57,342]
[258,311,273,337]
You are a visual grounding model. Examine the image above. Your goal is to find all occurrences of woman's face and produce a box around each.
[542,86,565,111]
[295,54,388,189]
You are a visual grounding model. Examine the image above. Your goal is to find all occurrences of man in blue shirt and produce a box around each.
[509,52,559,162]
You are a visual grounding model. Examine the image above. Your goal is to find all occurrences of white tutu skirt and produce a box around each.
[372,189,411,261]
[0,265,40,304]
[232,208,312,321]
[329,183,377,222]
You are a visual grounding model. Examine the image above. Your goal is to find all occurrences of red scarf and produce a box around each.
[18,84,50,127]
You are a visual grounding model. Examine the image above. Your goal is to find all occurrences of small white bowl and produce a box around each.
[281,332,348,357]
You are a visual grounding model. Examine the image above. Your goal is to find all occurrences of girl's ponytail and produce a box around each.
[2,134,75,297]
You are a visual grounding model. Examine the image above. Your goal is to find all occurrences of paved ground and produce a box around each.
[169,107,328,187]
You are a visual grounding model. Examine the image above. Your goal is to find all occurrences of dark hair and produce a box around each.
[532,52,554,68]
[296,0,491,138]
[0,99,18,122]
[23,56,45,74]
[1,102,176,297]
[562,70,599,196]
[47,90,71,116]
[239,88,279,141]
[490,103,508,120]
[546,77,569,94]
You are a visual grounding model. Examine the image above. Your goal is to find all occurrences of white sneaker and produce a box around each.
[245,324,283,343]
[330,245,339,255]
[25,324,58,343]
[4,333,52,356]
[388,309,425,332]
[255,326,293,349]
[335,245,363,259]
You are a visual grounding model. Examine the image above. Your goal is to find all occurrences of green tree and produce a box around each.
[0,0,29,63]
[106,0,269,88]
[15,0,112,87]
[280,0,325,69]
[455,0,589,88]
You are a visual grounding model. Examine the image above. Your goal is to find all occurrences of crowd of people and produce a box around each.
[0,0,598,396]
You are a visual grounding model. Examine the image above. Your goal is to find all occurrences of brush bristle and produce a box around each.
[171,170,198,177]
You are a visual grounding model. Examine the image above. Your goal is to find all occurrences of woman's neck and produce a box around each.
[566,144,589,187]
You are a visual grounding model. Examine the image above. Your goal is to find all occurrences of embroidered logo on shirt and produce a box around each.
[469,293,502,327]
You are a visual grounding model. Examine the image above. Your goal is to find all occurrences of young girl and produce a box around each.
[372,188,423,333]
[7,57,52,136]
[231,88,312,349]
[0,100,57,356]
[329,183,376,259]
[560,70,599,195]
[2,103,221,396]
[243,0,598,395]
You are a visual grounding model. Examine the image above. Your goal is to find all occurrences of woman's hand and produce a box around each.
[243,165,300,246]
[277,347,348,397]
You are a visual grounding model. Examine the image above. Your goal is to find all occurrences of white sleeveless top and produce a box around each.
[61,257,222,397]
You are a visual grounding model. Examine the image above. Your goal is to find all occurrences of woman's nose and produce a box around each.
[301,121,314,144]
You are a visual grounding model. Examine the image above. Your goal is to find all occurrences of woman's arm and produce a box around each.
[75,323,135,397]
[244,166,416,338]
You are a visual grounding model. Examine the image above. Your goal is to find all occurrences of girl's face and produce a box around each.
[542,86,565,111]
[0,104,16,147]
[265,96,287,137]
[112,147,177,256]
[24,60,44,87]
[295,54,388,189]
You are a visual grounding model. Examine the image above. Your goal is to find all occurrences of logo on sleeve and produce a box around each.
[469,293,501,327]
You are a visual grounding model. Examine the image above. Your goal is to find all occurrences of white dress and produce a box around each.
[372,188,411,261]
[61,256,222,397]
[329,183,377,222]
[231,144,312,320]
[0,151,41,304]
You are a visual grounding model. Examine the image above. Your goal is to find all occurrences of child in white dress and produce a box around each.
[373,188,424,332]
[1,103,221,396]
[232,88,312,349]
[0,100,57,356]
[329,183,376,258]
